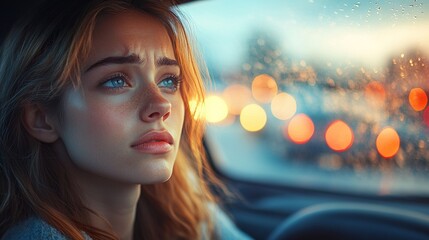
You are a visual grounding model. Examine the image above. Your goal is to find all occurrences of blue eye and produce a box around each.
[101,75,129,89]
[158,75,181,93]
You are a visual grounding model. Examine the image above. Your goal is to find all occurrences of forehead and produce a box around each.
[87,9,175,63]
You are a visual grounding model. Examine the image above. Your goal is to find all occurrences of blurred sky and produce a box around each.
[179,0,429,69]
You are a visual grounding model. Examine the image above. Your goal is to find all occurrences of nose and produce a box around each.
[140,87,171,122]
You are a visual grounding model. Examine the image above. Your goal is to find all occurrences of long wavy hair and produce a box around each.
[0,0,221,239]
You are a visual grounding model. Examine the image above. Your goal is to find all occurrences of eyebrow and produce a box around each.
[85,54,179,73]
[156,57,179,67]
[85,54,144,72]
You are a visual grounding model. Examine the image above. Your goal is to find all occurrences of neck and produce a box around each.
[81,178,140,240]
[79,172,140,240]
[53,141,141,240]
[66,165,139,239]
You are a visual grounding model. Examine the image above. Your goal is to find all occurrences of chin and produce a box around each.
[153,168,174,184]
[139,160,174,185]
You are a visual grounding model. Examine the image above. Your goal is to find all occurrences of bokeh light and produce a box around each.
[271,92,297,120]
[376,127,400,158]
[251,74,278,103]
[285,114,314,144]
[408,88,428,111]
[204,95,228,123]
[364,81,386,106]
[325,120,354,152]
[223,84,252,115]
[240,104,267,132]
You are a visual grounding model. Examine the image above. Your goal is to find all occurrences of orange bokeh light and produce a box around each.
[376,127,400,158]
[409,88,428,111]
[251,74,278,103]
[364,81,386,105]
[325,120,354,152]
[285,114,315,144]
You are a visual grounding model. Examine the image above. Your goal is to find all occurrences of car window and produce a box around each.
[179,0,429,195]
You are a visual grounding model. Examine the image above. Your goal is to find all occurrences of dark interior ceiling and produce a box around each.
[0,0,200,45]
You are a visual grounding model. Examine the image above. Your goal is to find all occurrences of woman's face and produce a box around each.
[55,10,185,184]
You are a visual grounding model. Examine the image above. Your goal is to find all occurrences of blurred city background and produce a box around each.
[179,0,429,195]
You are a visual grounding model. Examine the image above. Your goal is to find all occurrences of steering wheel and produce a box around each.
[268,202,429,240]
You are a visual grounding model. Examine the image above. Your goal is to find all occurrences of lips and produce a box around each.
[131,130,174,154]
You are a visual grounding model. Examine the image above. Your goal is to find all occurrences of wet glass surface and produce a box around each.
[179,0,429,195]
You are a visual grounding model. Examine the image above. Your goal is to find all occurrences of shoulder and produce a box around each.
[208,203,253,240]
[2,217,71,240]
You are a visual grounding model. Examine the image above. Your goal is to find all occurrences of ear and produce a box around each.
[22,104,59,143]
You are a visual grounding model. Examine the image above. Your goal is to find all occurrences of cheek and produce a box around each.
[69,102,131,141]
[169,97,185,132]
[59,92,135,163]
[92,108,129,139]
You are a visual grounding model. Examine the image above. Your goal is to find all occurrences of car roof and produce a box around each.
[0,0,198,45]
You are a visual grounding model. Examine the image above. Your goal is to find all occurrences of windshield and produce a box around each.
[179,0,429,195]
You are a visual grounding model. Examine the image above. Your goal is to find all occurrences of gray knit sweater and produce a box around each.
[1,217,91,240]
[2,205,252,240]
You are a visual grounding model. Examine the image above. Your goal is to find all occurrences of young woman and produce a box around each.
[0,0,251,239]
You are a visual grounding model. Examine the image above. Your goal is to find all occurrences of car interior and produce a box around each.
[2,0,429,239]
[179,0,429,239]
